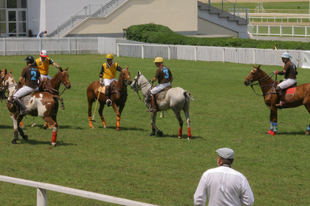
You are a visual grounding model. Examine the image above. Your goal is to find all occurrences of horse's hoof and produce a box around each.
[268,130,273,135]
[157,131,164,137]
[305,131,310,135]
[187,137,190,140]
[51,142,56,147]
[178,136,182,139]
[149,132,155,136]
[22,135,28,141]
[116,128,121,131]
[103,125,107,128]
[11,139,18,144]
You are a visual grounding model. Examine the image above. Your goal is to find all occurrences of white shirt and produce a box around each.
[194,166,254,206]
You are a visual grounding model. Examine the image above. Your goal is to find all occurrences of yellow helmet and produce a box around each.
[105,54,114,59]
[153,57,163,63]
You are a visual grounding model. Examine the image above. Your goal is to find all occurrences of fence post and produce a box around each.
[168,46,170,60]
[68,38,71,55]
[253,49,255,65]
[280,25,282,37]
[194,47,197,61]
[268,25,270,36]
[141,45,144,59]
[37,188,47,206]
[292,25,294,37]
[306,26,308,37]
[4,38,6,56]
[256,25,258,36]
[222,48,225,63]
[117,43,119,57]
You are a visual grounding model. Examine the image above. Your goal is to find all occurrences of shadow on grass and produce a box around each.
[153,134,205,140]
[25,140,77,146]
[97,126,147,131]
[0,125,13,129]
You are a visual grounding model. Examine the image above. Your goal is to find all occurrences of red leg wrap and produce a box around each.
[101,115,106,126]
[52,131,57,142]
[178,127,182,136]
[188,127,192,138]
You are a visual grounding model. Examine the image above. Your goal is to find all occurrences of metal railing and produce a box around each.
[208,0,249,23]
[48,0,128,38]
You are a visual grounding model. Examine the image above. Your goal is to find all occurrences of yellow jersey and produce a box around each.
[102,62,119,79]
[35,57,53,75]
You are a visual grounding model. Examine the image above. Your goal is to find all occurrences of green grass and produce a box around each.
[1,55,310,205]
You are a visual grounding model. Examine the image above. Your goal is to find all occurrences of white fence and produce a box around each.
[0,175,157,206]
[248,25,310,37]
[0,37,309,68]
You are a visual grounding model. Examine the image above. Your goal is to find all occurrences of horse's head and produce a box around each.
[130,71,142,92]
[120,66,132,86]
[244,64,261,86]
[57,67,71,89]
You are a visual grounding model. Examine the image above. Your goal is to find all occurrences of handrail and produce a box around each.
[48,0,129,38]
[0,175,157,206]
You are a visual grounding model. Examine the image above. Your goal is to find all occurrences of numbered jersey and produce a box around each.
[21,66,41,89]
[154,65,173,84]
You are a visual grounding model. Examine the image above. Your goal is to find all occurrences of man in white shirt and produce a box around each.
[194,148,254,206]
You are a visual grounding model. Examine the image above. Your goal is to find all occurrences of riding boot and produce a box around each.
[147,95,157,112]
[14,98,28,116]
[275,88,286,107]
[105,85,112,107]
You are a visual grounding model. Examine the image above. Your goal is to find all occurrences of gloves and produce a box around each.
[59,67,63,72]
[150,79,154,83]
[274,71,279,74]
[100,78,104,86]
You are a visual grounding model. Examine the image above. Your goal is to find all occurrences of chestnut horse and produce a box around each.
[244,64,310,135]
[87,66,132,130]
[0,69,64,146]
[130,71,194,140]
[19,68,71,129]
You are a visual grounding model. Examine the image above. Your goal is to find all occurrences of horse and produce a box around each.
[87,66,132,130]
[19,68,71,129]
[244,64,310,135]
[0,68,64,146]
[130,71,194,140]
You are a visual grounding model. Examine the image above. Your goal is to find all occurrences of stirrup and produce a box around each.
[106,99,112,106]
[275,101,286,107]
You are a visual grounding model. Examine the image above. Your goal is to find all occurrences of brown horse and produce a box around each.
[87,66,132,130]
[244,64,310,135]
[0,68,64,146]
[19,68,71,129]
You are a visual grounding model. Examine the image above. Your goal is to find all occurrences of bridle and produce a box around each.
[131,73,151,101]
[247,68,276,96]
[119,69,131,86]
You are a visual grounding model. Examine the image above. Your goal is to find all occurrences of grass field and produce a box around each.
[1,55,310,205]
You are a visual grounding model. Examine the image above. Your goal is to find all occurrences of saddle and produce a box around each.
[277,81,297,95]
[21,91,40,105]
[154,85,172,101]
[98,86,106,94]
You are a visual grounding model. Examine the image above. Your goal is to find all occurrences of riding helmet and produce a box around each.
[24,55,34,64]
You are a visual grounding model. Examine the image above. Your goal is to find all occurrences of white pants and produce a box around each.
[41,74,51,81]
[104,78,117,86]
[278,78,296,89]
[151,82,171,95]
[13,86,38,99]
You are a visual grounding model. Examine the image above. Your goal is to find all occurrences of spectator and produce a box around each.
[37,30,47,38]
[194,148,254,206]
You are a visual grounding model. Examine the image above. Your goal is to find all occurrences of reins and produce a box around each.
[132,74,150,102]
[249,71,276,96]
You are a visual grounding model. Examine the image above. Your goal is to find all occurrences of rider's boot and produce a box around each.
[14,98,28,116]
[105,85,112,107]
[147,95,157,112]
[275,87,286,107]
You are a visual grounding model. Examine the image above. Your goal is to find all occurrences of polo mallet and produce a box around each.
[273,43,284,68]
[91,88,101,122]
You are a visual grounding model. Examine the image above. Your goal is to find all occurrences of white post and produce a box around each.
[4,38,6,56]
[194,47,197,61]
[292,25,294,37]
[68,38,71,55]
[37,188,47,206]
[141,45,144,59]
[253,49,255,65]
[117,44,119,57]
[268,25,270,36]
[222,48,225,63]
[280,25,282,37]
[306,26,308,37]
[168,46,170,60]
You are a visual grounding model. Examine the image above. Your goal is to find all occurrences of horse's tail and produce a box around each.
[183,90,193,111]
[53,95,65,110]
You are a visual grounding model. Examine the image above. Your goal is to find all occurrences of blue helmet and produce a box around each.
[281,52,291,59]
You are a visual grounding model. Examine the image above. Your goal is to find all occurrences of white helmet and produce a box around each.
[281,52,291,59]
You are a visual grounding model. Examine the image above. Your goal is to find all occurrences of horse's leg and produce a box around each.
[174,110,183,139]
[150,112,163,136]
[111,103,121,131]
[268,106,278,135]
[11,114,19,144]
[19,120,25,128]
[43,121,52,129]
[304,104,310,135]
[98,102,107,128]
[88,95,95,129]
[43,116,58,146]
[183,109,191,140]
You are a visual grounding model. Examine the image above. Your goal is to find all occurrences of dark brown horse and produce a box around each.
[87,66,132,130]
[0,69,64,146]
[19,68,71,129]
[244,64,310,135]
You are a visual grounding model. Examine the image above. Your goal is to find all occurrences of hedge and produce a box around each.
[126,23,310,50]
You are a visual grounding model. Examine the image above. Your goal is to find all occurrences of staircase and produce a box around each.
[48,0,129,38]
[198,1,249,38]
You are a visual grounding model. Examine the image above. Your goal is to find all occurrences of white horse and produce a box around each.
[130,71,194,140]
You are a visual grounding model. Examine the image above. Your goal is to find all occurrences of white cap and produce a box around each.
[216,148,234,159]
[40,50,48,57]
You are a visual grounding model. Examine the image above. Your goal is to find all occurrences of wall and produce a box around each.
[198,18,238,37]
[67,0,197,37]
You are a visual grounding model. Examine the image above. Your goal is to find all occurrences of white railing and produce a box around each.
[248,13,310,24]
[0,175,157,206]
[248,25,310,37]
